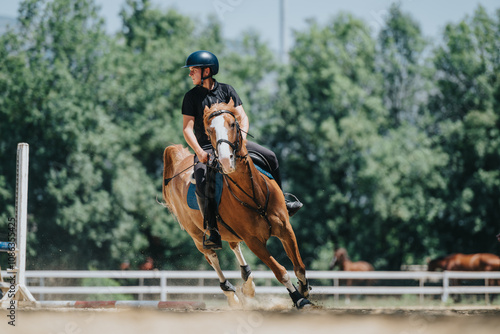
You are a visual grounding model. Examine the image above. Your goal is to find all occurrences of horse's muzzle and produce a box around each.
[217,142,235,174]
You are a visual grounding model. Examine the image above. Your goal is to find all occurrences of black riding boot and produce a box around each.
[199,160,222,250]
[204,228,222,250]
[197,195,222,250]
[271,166,303,217]
[285,193,303,217]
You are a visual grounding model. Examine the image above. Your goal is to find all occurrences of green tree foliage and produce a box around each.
[262,11,452,270]
[429,6,500,254]
[263,13,388,267]
[0,0,121,268]
[377,4,431,127]
[0,0,227,270]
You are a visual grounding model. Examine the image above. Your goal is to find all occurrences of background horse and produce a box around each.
[162,100,311,308]
[427,253,500,272]
[428,253,500,301]
[329,247,374,303]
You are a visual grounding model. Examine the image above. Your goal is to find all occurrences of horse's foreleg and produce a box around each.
[279,226,310,298]
[203,251,240,307]
[229,242,255,298]
[188,225,240,307]
[245,237,311,309]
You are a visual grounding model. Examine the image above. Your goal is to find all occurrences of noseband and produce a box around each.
[207,110,242,157]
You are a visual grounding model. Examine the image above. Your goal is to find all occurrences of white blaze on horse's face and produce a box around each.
[210,115,235,174]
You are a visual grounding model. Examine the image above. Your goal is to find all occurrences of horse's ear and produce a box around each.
[203,105,211,119]
[228,97,235,109]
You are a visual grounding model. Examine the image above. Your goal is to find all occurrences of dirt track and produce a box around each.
[2,305,500,334]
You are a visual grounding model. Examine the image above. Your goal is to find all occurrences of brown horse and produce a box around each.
[427,253,500,272]
[162,100,311,308]
[428,253,500,301]
[329,247,374,303]
[330,247,375,272]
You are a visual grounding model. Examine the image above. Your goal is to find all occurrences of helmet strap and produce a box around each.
[199,66,212,87]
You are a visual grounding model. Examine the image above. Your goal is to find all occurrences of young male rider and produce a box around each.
[181,50,302,250]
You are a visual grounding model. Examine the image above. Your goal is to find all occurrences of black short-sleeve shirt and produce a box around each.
[182,80,243,149]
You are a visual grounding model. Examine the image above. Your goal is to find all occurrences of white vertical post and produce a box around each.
[0,143,36,304]
[16,143,29,288]
[485,278,490,305]
[334,278,339,303]
[441,271,449,303]
[419,277,424,304]
[138,277,144,300]
[160,274,167,301]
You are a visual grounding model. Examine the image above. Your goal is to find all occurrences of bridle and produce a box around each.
[207,109,243,160]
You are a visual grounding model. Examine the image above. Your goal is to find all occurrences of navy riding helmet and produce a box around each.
[183,50,219,78]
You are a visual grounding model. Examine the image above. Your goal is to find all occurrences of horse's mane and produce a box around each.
[203,98,239,136]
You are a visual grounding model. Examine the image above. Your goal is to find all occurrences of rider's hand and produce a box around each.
[197,150,209,164]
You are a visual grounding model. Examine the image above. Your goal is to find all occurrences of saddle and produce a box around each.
[186,151,273,210]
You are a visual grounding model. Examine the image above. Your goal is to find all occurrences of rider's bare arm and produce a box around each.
[183,115,208,163]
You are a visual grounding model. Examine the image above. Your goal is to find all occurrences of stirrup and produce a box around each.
[203,229,222,250]
[284,193,301,202]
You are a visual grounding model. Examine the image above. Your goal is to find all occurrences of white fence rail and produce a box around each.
[2,270,500,303]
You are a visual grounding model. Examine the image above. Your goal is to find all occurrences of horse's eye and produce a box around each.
[230,123,235,128]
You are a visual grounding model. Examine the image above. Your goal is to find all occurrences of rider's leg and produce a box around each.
[246,142,303,217]
[194,151,221,249]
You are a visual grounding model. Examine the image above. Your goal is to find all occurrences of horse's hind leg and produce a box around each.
[244,237,311,309]
[278,226,310,298]
[229,242,255,298]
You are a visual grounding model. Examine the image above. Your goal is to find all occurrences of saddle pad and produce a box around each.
[186,165,273,210]
[187,173,223,210]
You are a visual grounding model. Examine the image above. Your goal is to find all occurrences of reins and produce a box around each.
[164,161,199,187]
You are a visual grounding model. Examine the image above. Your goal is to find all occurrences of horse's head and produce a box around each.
[427,256,446,271]
[203,98,242,174]
[330,248,348,269]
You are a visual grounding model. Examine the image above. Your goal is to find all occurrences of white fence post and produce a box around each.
[0,143,36,306]
[441,270,449,303]
[485,278,490,305]
[160,273,167,301]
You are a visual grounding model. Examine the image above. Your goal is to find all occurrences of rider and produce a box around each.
[181,50,303,250]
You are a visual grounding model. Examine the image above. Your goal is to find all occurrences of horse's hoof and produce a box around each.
[224,290,241,308]
[296,298,313,309]
[242,275,256,298]
[288,287,312,309]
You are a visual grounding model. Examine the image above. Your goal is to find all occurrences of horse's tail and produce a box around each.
[161,144,191,217]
